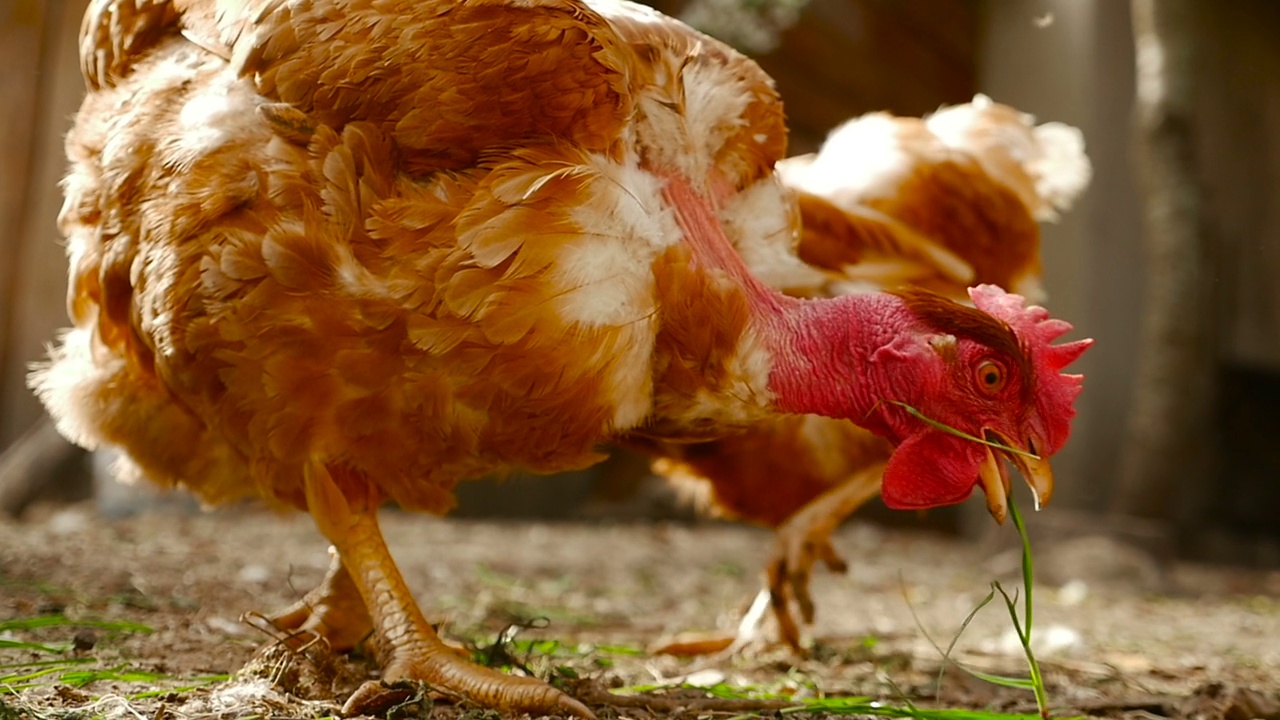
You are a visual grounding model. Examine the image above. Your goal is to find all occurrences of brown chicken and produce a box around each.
[648,96,1093,652]
[32,1,1090,716]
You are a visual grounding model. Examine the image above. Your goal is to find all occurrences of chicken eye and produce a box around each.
[975,360,1007,394]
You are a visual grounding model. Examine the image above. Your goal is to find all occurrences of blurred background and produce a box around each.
[1,0,1277,565]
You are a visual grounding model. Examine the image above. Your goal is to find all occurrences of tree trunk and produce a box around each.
[1110,0,1214,521]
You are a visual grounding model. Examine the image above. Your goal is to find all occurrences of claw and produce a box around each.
[304,463,595,719]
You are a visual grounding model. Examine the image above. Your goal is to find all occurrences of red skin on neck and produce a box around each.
[659,170,917,426]
[659,169,1011,511]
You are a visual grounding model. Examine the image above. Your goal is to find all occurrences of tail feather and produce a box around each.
[926,94,1092,222]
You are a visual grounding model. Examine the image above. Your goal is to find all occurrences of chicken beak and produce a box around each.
[978,445,1011,524]
[1010,437,1055,511]
[980,431,1055,522]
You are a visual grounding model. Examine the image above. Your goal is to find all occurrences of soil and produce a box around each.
[1,501,1278,720]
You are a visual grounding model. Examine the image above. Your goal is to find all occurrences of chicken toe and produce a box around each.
[266,546,374,652]
[761,463,885,651]
[303,463,594,719]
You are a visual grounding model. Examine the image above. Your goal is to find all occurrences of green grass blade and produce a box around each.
[959,668,1039,690]
[992,583,1024,641]
[606,681,1053,720]
[127,675,230,699]
[592,643,644,656]
[1010,502,1035,641]
[0,616,153,634]
[1003,500,1049,717]
[0,639,68,654]
[885,401,1041,461]
[935,585,997,692]
[0,658,94,671]
[784,697,1046,720]
[0,668,69,684]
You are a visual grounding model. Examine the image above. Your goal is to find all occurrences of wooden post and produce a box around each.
[1110,0,1214,521]
[0,0,49,444]
[0,0,87,447]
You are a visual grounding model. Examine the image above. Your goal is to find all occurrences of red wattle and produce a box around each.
[880,429,985,510]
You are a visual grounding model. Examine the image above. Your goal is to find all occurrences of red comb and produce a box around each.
[969,284,1092,369]
[969,284,1092,453]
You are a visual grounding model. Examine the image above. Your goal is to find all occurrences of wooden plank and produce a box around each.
[880,0,978,70]
[0,0,47,446]
[1,0,87,445]
[966,0,1148,519]
[1193,1,1280,368]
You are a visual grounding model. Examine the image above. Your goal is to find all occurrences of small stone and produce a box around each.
[237,563,272,585]
[72,629,97,652]
[1057,579,1089,606]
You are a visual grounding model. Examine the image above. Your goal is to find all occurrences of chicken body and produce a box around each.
[650,97,1092,651]
[33,1,1090,715]
[782,96,1090,304]
[48,0,798,518]
[41,3,798,713]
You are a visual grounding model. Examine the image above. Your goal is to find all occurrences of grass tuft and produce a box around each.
[0,614,225,699]
[871,401,1052,717]
[785,696,1045,719]
[610,681,1048,720]
[0,617,153,635]
[907,498,1051,718]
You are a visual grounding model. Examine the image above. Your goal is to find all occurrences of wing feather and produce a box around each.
[214,0,633,171]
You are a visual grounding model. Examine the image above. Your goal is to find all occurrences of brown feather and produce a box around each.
[38,0,799,523]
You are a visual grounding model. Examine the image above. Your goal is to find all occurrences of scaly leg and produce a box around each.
[303,462,594,718]
[761,462,885,651]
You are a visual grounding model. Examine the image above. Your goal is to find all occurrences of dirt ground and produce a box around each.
[1,501,1278,720]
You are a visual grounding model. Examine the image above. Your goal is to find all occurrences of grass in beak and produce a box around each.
[883,401,1041,461]
[499,499,1056,720]
[907,498,1051,718]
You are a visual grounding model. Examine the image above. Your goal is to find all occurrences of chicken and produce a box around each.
[647,96,1093,652]
[31,1,1091,716]
[781,95,1091,304]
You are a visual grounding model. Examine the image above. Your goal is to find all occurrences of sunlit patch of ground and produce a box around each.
[1,506,1277,719]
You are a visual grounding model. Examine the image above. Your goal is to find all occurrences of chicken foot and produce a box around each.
[303,463,595,719]
[761,462,885,651]
[267,546,375,653]
[653,464,886,658]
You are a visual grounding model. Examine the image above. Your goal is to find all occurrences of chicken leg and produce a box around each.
[655,463,884,657]
[303,463,594,719]
[760,462,884,650]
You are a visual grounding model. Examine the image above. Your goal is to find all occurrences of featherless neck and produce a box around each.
[656,168,916,427]
[762,293,915,424]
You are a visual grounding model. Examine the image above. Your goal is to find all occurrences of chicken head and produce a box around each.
[862,285,1092,522]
